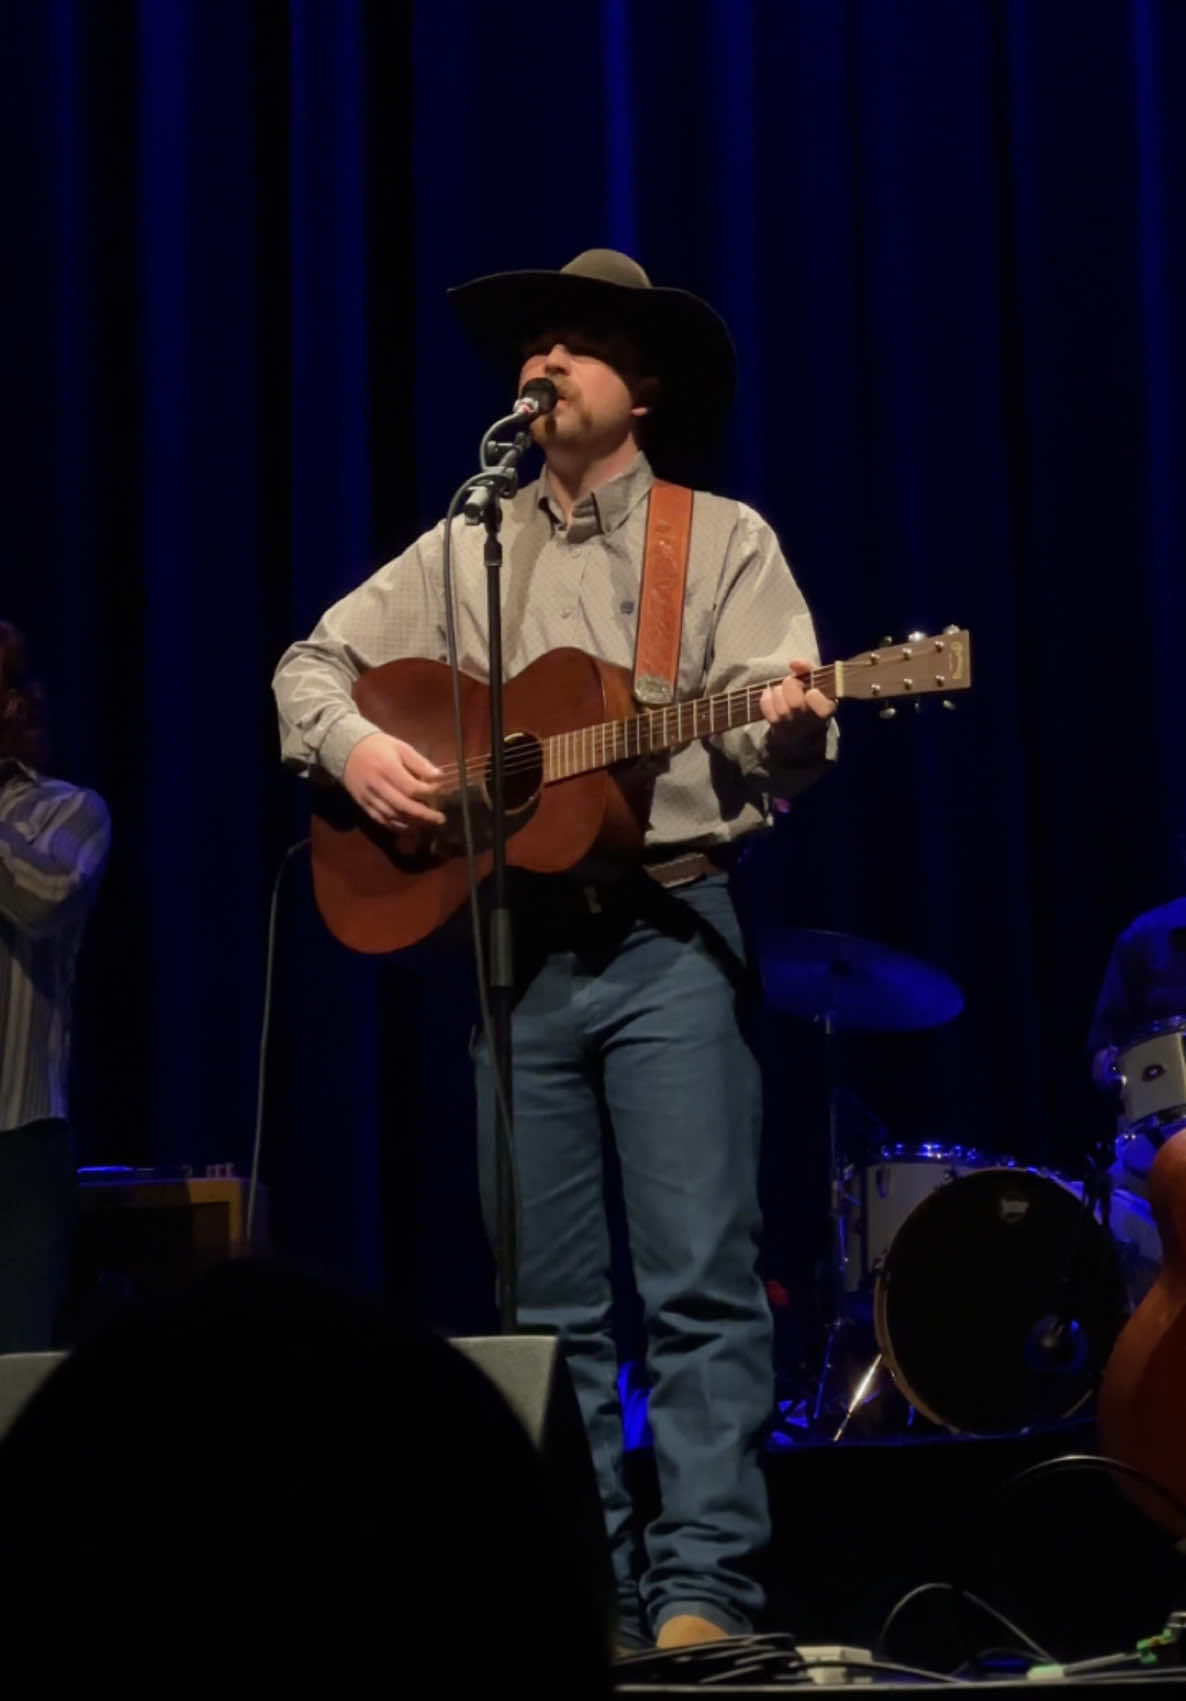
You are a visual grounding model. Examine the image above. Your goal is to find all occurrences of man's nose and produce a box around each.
[542,344,572,373]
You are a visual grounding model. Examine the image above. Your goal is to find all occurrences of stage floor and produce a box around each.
[625,1417,1182,1673]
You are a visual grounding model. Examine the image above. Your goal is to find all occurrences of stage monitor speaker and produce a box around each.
[451,1334,613,1625]
[0,1332,586,1463]
[452,1333,580,1449]
[0,1338,605,1554]
[0,1352,66,1444]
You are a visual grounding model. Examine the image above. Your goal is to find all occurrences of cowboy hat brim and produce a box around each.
[447,266,737,473]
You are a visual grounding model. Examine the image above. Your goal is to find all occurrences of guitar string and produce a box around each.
[424,642,964,791]
[412,639,966,795]
[429,690,812,788]
[424,666,846,791]
[420,643,963,794]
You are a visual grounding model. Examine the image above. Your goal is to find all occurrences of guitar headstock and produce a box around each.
[836,627,971,702]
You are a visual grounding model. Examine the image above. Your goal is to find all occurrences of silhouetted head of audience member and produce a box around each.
[0,1260,610,1692]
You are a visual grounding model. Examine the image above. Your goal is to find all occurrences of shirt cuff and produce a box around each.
[317,710,385,782]
[765,713,832,762]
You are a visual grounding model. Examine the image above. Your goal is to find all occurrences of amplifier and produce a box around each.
[63,1168,267,1334]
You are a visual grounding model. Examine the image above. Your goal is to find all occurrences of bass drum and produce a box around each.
[874,1168,1130,1434]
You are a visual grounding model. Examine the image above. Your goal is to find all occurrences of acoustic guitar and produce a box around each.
[309,630,972,953]
[1098,1125,1186,1537]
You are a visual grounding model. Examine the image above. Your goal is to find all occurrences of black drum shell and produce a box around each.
[873,1167,1130,1434]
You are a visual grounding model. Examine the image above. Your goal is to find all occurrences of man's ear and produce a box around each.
[631,375,660,417]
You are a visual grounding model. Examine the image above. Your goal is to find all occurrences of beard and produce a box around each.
[532,399,629,457]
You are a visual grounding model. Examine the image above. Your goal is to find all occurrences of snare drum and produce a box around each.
[1115,1017,1186,1145]
[843,1143,991,1293]
[873,1167,1130,1434]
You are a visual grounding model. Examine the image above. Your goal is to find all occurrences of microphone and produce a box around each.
[510,377,559,420]
[462,379,559,524]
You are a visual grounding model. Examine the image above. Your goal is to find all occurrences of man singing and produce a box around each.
[274,250,836,1648]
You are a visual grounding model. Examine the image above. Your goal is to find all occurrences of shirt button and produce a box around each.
[560,607,574,619]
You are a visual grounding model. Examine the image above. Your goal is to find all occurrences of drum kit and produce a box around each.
[758,929,1184,1443]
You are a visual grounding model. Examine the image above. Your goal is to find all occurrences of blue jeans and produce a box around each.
[474,872,771,1639]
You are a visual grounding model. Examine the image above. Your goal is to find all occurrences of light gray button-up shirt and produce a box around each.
[0,763,111,1133]
[273,453,834,853]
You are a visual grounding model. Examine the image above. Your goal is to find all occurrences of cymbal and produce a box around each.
[757,928,963,1032]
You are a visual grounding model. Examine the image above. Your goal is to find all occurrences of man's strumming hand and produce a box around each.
[343,732,447,830]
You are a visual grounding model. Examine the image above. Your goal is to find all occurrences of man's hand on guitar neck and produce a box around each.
[343,732,447,831]
[759,659,836,753]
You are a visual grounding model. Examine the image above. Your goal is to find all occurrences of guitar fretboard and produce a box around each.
[543,664,839,783]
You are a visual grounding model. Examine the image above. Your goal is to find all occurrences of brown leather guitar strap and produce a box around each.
[633,479,694,705]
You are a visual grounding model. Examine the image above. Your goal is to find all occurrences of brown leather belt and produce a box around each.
[510,852,729,925]
[643,851,720,890]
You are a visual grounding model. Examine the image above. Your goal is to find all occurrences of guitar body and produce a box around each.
[1098,1125,1186,1536]
[310,649,650,953]
[305,627,972,953]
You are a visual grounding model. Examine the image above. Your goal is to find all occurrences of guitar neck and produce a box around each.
[542,663,841,784]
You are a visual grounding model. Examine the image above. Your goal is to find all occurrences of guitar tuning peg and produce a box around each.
[878,635,894,649]
[878,705,898,720]
[913,699,923,713]
[907,630,925,643]
[941,699,957,711]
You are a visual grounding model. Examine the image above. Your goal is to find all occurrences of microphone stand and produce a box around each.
[461,418,537,1334]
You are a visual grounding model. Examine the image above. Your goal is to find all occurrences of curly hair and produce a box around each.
[0,621,48,767]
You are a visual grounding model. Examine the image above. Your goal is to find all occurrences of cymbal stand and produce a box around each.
[807,1014,903,1438]
[832,1353,884,1441]
[810,1011,862,1426]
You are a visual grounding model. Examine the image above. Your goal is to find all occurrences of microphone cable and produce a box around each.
[245,836,310,1250]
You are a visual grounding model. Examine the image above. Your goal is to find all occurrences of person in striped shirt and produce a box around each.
[0,622,110,1351]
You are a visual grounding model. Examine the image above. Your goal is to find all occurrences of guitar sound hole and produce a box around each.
[488,732,544,814]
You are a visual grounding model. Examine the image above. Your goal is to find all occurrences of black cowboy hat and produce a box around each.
[447,248,737,478]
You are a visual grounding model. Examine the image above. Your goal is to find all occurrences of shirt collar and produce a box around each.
[536,451,655,537]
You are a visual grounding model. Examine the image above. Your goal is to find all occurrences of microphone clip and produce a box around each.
[462,381,558,525]
[462,442,529,524]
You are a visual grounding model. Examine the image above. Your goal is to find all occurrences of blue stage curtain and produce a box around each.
[4,0,1185,1311]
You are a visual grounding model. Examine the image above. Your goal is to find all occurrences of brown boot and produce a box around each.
[655,1614,733,1649]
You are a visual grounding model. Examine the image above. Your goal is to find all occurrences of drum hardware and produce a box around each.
[832,1351,884,1442]
[828,1143,994,1439]
[1112,1017,1186,1147]
[843,1143,993,1294]
[871,1167,1130,1434]
[755,931,1153,1440]
[1019,1153,1116,1386]
[1081,1181,1162,1307]
[827,1158,1164,1441]
[757,929,965,1035]
[809,1010,858,1427]
[756,928,965,1436]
